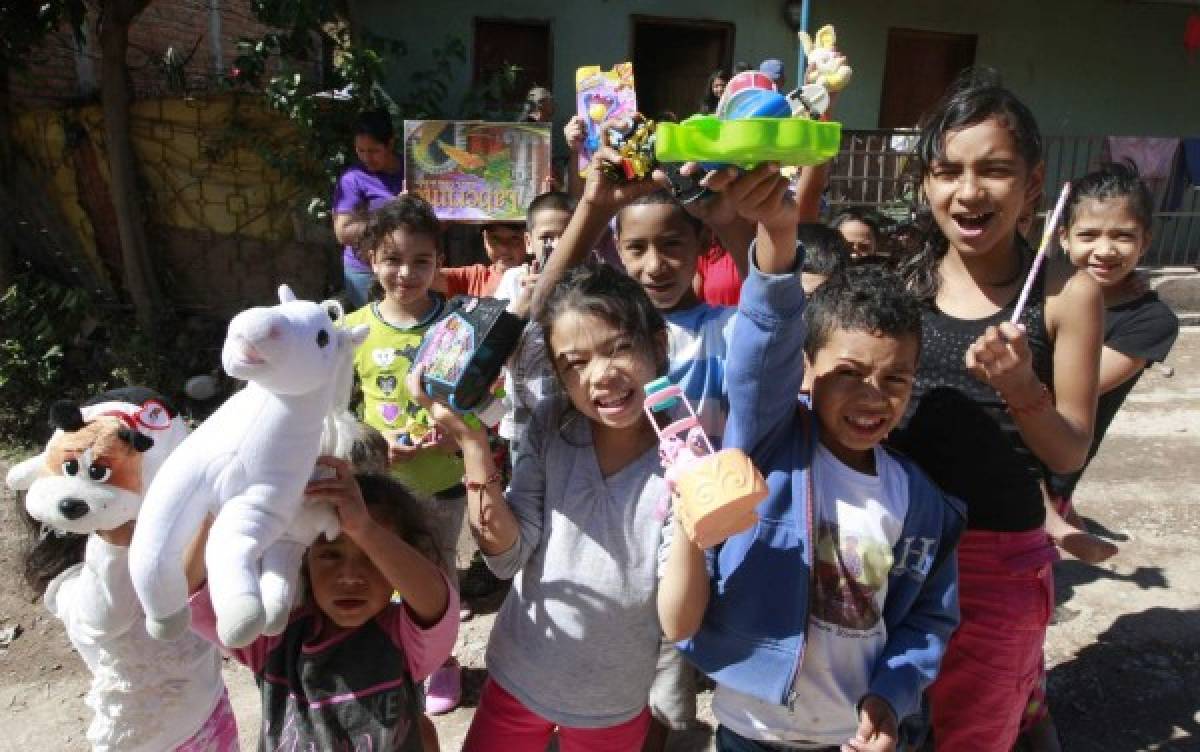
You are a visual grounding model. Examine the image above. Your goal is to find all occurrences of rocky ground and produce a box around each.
[2,328,1197,752]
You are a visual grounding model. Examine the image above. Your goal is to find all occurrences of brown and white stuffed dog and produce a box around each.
[6,388,235,751]
[8,388,188,534]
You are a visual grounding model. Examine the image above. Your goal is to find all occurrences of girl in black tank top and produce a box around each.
[892,243,1056,531]
[886,71,1104,752]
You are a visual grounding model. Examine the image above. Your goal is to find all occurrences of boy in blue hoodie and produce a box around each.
[658,178,965,752]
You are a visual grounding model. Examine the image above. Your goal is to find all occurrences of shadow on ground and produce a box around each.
[1050,607,1200,751]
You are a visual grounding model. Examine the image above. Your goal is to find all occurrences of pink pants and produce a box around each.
[462,678,651,752]
[176,688,240,751]
[928,529,1056,752]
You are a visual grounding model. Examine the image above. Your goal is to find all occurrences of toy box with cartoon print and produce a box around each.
[414,296,524,413]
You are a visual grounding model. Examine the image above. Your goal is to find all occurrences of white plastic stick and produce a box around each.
[1011,183,1072,324]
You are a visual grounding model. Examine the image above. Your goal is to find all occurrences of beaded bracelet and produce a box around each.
[463,470,504,493]
[1006,383,1052,417]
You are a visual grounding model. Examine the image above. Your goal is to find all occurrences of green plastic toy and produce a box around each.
[655,115,842,169]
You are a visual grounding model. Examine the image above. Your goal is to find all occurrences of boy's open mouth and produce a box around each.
[952,211,995,238]
[333,598,367,611]
[844,414,888,436]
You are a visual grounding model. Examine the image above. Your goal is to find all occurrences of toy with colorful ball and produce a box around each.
[643,377,768,549]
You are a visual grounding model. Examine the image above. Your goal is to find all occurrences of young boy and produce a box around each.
[342,195,467,714]
[440,221,528,298]
[658,190,964,752]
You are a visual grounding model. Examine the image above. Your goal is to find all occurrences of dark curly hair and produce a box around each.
[1063,160,1154,232]
[804,263,924,359]
[899,67,1043,301]
[355,194,442,262]
[797,222,850,277]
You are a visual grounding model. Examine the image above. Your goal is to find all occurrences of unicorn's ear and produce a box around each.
[278,284,297,304]
[349,324,370,346]
[798,30,814,55]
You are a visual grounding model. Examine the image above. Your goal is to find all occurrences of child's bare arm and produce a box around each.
[1098,344,1147,395]
[183,516,212,594]
[793,162,830,224]
[530,146,665,317]
[405,370,523,556]
[306,457,449,627]
[968,266,1102,474]
[657,518,711,642]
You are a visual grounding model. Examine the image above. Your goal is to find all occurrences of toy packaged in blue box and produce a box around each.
[414,296,524,412]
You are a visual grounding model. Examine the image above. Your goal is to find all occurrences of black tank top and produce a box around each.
[890,257,1055,532]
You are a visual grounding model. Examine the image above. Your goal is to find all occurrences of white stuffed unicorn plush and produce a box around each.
[129,285,368,648]
[256,299,365,628]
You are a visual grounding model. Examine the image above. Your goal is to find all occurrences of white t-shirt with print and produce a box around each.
[713,442,910,748]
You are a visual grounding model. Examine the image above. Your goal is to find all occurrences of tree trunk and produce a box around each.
[0,63,15,290]
[98,0,164,331]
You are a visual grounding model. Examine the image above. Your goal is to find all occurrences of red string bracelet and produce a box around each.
[464,470,504,493]
[1006,383,1052,417]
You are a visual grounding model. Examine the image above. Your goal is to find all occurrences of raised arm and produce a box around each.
[709,163,807,452]
[305,456,449,626]
[530,146,665,317]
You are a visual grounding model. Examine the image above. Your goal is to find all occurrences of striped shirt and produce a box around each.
[666,303,737,446]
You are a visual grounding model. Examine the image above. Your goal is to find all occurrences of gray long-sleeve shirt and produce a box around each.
[483,398,669,728]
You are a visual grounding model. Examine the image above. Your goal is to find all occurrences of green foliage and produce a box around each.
[220,1,523,222]
[0,1,86,73]
[0,270,224,444]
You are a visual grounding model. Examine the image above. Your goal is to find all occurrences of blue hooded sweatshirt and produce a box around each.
[677,251,965,724]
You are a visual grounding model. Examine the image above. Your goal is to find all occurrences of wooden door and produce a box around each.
[632,16,734,121]
[878,28,977,129]
[474,19,552,106]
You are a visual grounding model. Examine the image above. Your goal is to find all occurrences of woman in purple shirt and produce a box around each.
[333,110,406,308]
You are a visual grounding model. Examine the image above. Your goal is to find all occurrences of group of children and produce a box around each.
[22,67,1179,752]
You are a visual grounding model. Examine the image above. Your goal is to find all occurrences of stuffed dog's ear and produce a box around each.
[5,454,46,491]
[117,427,155,453]
[49,401,85,432]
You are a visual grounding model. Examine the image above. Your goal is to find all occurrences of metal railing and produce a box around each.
[826,129,1200,267]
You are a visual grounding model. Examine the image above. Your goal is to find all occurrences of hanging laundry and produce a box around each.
[1106,137,1183,210]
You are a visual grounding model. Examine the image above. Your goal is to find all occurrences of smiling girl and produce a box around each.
[413,264,671,751]
[888,70,1103,750]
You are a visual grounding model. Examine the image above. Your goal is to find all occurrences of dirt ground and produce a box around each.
[2,328,1198,752]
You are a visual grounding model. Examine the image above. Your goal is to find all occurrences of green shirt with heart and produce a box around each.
[345,301,465,495]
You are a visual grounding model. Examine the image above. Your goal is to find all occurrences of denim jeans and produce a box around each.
[714,726,839,752]
[343,263,376,309]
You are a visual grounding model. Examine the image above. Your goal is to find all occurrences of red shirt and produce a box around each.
[695,242,742,307]
[440,264,504,298]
